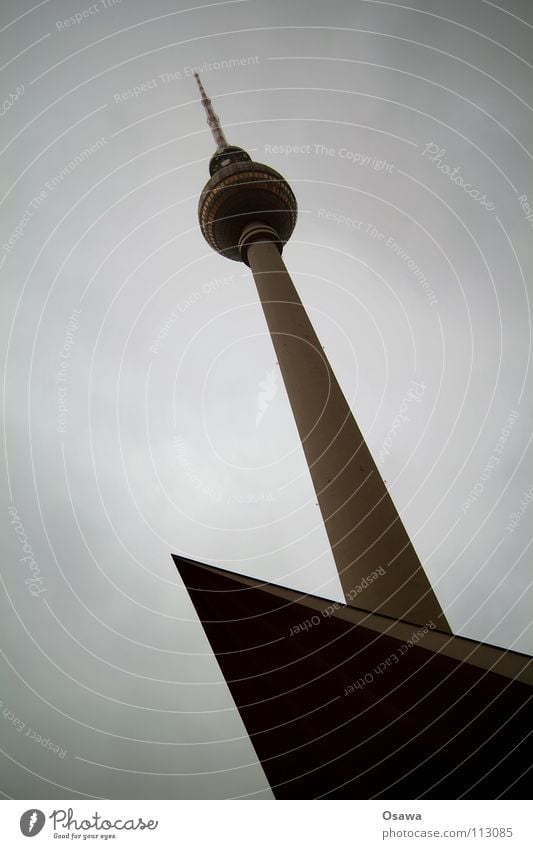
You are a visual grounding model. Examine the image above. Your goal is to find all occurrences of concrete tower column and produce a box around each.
[239,221,450,631]
[195,74,449,632]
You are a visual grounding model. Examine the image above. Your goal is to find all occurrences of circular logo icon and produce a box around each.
[20,809,45,837]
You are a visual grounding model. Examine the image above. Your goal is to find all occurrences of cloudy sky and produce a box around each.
[1,0,532,800]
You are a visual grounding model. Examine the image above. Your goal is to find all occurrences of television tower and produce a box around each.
[194,74,450,631]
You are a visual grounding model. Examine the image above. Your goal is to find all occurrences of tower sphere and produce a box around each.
[193,73,297,263]
[198,150,297,264]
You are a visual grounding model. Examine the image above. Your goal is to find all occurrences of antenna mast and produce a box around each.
[194,72,228,149]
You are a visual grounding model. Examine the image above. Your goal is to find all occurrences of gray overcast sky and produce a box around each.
[1,0,532,799]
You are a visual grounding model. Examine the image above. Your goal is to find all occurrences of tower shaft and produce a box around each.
[242,228,450,630]
[195,78,449,631]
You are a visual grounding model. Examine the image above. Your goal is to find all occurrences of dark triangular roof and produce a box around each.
[173,554,533,799]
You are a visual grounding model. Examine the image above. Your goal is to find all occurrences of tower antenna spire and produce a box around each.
[194,72,228,150]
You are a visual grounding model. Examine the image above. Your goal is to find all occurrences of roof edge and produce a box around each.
[172,554,533,686]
